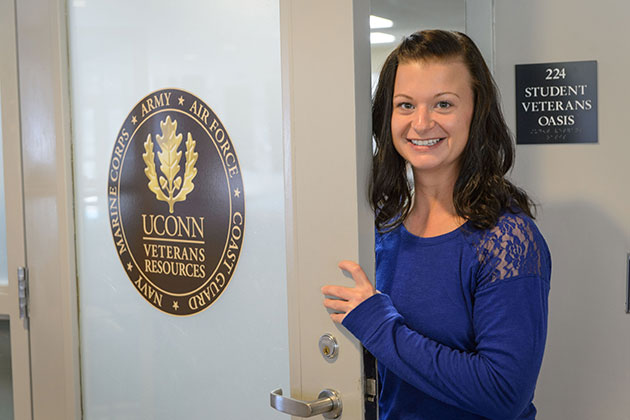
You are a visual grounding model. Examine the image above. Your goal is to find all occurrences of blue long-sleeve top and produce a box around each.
[342,213,551,420]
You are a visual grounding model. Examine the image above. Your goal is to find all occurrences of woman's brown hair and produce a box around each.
[371,30,535,231]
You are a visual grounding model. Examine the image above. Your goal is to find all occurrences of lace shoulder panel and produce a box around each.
[473,213,545,287]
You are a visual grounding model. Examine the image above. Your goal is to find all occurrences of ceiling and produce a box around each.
[370,0,465,42]
[369,0,466,78]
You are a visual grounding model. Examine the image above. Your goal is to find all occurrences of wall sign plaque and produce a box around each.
[108,88,245,316]
[515,60,598,144]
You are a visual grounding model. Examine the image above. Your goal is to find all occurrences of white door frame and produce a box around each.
[0,0,33,418]
[13,0,81,418]
[280,0,374,418]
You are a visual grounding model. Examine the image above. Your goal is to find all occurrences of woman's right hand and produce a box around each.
[321,260,375,323]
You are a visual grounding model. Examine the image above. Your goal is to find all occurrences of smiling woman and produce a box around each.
[322,30,551,420]
[390,59,474,193]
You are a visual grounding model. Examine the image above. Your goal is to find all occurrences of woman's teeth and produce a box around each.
[410,138,442,146]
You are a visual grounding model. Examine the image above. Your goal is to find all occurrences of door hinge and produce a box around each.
[363,346,378,420]
[18,266,29,329]
[365,378,377,402]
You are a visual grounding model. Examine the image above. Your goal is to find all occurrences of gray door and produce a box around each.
[13,0,375,419]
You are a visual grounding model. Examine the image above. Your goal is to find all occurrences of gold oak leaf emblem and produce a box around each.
[142,116,198,213]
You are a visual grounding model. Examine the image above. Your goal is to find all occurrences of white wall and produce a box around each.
[495,1,630,418]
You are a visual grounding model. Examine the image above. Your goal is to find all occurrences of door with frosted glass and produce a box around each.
[0,0,32,418]
[67,1,372,419]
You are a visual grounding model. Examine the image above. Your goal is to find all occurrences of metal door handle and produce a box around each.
[270,388,342,419]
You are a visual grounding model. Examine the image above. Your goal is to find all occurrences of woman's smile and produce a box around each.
[408,137,445,147]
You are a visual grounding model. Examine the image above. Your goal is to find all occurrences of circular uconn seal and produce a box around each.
[107,88,245,316]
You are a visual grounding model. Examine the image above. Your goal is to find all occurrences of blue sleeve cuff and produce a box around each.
[341,292,402,343]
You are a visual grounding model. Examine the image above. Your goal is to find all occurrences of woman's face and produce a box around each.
[390,58,474,179]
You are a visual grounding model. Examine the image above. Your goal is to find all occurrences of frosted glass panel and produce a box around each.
[0,319,13,420]
[68,1,288,419]
[0,94,9,287]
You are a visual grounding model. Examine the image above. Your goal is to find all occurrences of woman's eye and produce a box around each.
[436,101,452,109]
[396,102,414,110]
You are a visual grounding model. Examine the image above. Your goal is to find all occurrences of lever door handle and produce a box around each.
[270,388,342,419]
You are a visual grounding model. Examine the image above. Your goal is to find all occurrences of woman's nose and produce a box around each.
[411,108,434,132]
